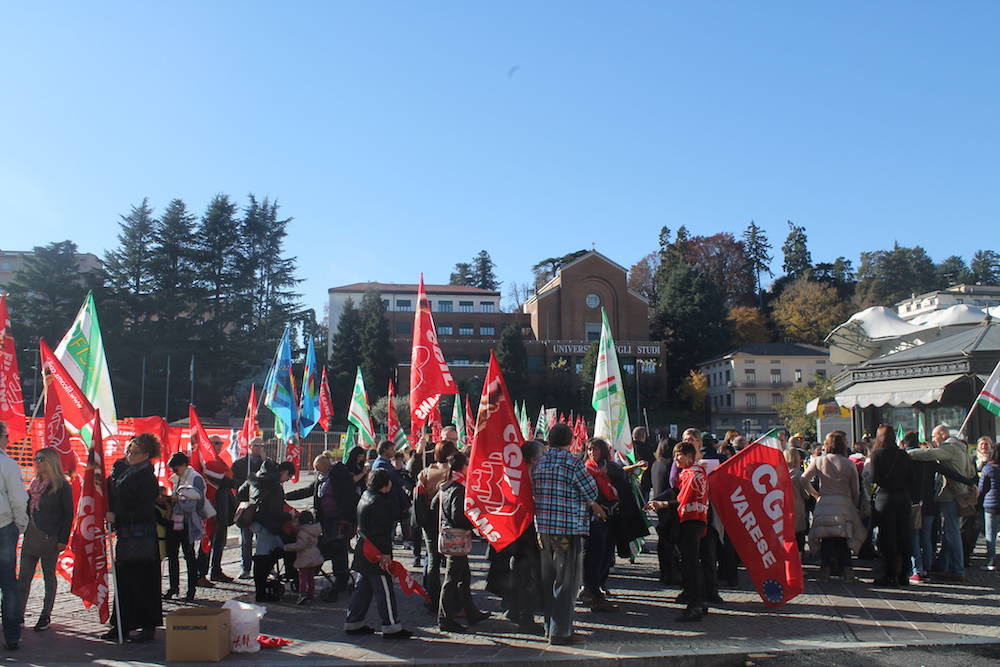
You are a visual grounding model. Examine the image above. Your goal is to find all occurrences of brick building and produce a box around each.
[327,251,664,394]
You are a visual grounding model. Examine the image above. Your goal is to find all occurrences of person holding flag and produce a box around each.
[0,421,27,650]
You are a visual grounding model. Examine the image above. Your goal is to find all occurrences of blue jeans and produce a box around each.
[911,514,934,575]
[985,512,1000,566]
[0,523,21,646]
[939,501,965,576]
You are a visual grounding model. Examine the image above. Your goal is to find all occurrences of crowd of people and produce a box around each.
[0,416,996,650]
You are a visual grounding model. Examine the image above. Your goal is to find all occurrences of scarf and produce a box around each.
[585,458,619,502]
[450,469,467,486]
[28,477,50,515]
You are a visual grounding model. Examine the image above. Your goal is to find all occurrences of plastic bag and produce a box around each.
[222,600,267,653]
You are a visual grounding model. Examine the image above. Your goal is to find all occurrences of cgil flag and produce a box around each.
[708,442,804,607]
[69,409,110,623]
[298,338,320,438]
[0,295,27,442]
[409,274,458,434]
[591,308,634,463]
[386,380,409,451]
[40,339,96,468]
[263,328,297,443]
[753,428,783,450]
[977,360,1000,418]
[464,352,535,551]
[54,292,117,442]
[347,367,377,448]
[318,367,334,432]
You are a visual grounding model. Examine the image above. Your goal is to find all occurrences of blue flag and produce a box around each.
[264,327,296,442]
[298,338,320,438]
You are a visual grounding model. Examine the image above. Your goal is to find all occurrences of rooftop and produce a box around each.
[329,282,500,296]
[699,342,829,366]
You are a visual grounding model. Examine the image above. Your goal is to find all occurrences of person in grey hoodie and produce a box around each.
[908,425,976,579]
[0,422,28,650]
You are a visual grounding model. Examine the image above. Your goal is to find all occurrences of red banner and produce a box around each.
[708,442,803,607]
[409,275,457,434]
[464,352,534,551]
[40,340,96,445]
[285,441,301,482]
[318,369,334,432]
[69,410,110,623]
[0,295,26,443]
[234,385,260,464]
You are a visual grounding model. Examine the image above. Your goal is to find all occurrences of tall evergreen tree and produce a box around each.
[855,243,937,307]
[150,199,198,323]
[329,297,363,411]
[971,250,1000,285]
[495,322,528,399]
[781,221,812,278]
[195,194,244,325]
[102,197,157,332]
[471,250,500,290]
[449,262,474,286]
[358,290,395,398]
[935,255,971,287]
[742,220,773,304]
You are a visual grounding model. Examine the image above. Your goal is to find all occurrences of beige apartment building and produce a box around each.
[698,342,839,437]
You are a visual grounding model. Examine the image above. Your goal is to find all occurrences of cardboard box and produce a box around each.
[166,607,231,663]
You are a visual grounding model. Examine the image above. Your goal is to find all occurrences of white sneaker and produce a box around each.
[238,569,253,580]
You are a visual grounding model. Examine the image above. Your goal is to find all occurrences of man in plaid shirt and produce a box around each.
[532,423,606,645]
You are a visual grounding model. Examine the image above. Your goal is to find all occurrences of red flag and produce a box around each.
[708,442,804,607]
[318,367,334,432]
[69,410,110,623]
[234,385,260,463]
[361,537,431,602]
[464,352,534,551]
[409,275,457,434]
[43,381,83,475]
[429,402,442,442]
[40,340,95,442]
[285,440,300,483]
[0,295,26,443]
[189,404,226,553]
[464,394,476,442]
[386,380,406,449]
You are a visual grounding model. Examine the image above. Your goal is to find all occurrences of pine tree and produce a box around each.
[195,194,244,325]
[742,220,773,305]
[971,250,1000,285]
[471,250,500,290]
[103,198,157,331]
[781,221,812,279]
[935,255,971,287]
[330,297,363,409]
[856,243,937,307]
[449,262,474,286]
[150,199,198,320]
[358,290,395,397]
[495,322,528,399]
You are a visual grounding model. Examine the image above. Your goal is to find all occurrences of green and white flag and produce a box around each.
[54,291,117,442]
[534,405,548,441]
[917,412,926,442]
[591,308,634,463]
[347,367,377,448]
[519,402,531,439]
[340,424,358,463]
[753,428,783,450]
[452,396,466,446]
[976,360,1000,418]
[896,423,906,443]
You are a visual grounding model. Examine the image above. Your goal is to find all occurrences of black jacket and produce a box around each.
[352,489,394,575]
[871,447,912,497]
[243,460,291,535]
[436,479,472,532]
[108,459,159,528]
[30,481,74,544]
[233,455,264,501]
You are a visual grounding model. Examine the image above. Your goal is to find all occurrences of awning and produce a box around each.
[836,374,967,408]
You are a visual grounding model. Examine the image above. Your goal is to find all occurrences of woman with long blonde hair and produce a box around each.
[16,448,73,632]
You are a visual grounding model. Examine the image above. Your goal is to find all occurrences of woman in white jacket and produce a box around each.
[165,452,209,601]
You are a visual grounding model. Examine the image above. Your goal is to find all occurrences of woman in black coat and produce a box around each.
[243,459,293,602]
[867,425,912,587]
[105,433,163,642]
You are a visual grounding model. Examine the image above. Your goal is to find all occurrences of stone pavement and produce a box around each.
[10,482,1000,666]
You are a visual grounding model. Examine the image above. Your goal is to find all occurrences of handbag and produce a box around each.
[116,523,159,563]
[436,488,472,557]
[234,501,257,529]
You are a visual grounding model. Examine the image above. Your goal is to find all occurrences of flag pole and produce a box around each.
[957,393,981,440]
[106,522,125,644]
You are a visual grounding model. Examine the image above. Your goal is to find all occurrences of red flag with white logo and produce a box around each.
[0,295,26,443]
[70,410,110,623]
[708,442,803,607]
[409,275,457,434]
[40,339,95,467]
[464,352,534,551]
[318,368,334,432]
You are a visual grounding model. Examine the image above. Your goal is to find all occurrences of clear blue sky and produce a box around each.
[2,2,998,315]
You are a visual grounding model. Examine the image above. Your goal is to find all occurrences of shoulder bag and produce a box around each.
[436,488,472,557]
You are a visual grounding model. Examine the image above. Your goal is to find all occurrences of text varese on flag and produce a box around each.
[409,275,457,433]
[464,352,534,551]
[708,442,803,607]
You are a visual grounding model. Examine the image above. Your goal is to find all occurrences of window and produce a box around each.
[437,300,453,312]
[458,324,474,336]
[395,321,409,335]
[815,369,827,378]
[528,355,545,371]
[437,324,453,336]
[772,393,783,406]
[725,370,731,383]
[744,359,755,364]
[726,394,732,407]
[459,301,474,312]
[480,302,495,313]
[795,369,802,383]
[746,393,757,409]
[771,359,781,364]
[451,357,469,366]
[745,369,757,385]
[480,325,496,336]
[816,360,826,365]
[381,299,390,309]
[585,322,602,342]
[585,293,601,309]
[770,369,782,384]
[707,374,712,388]
[395,299,412,311]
